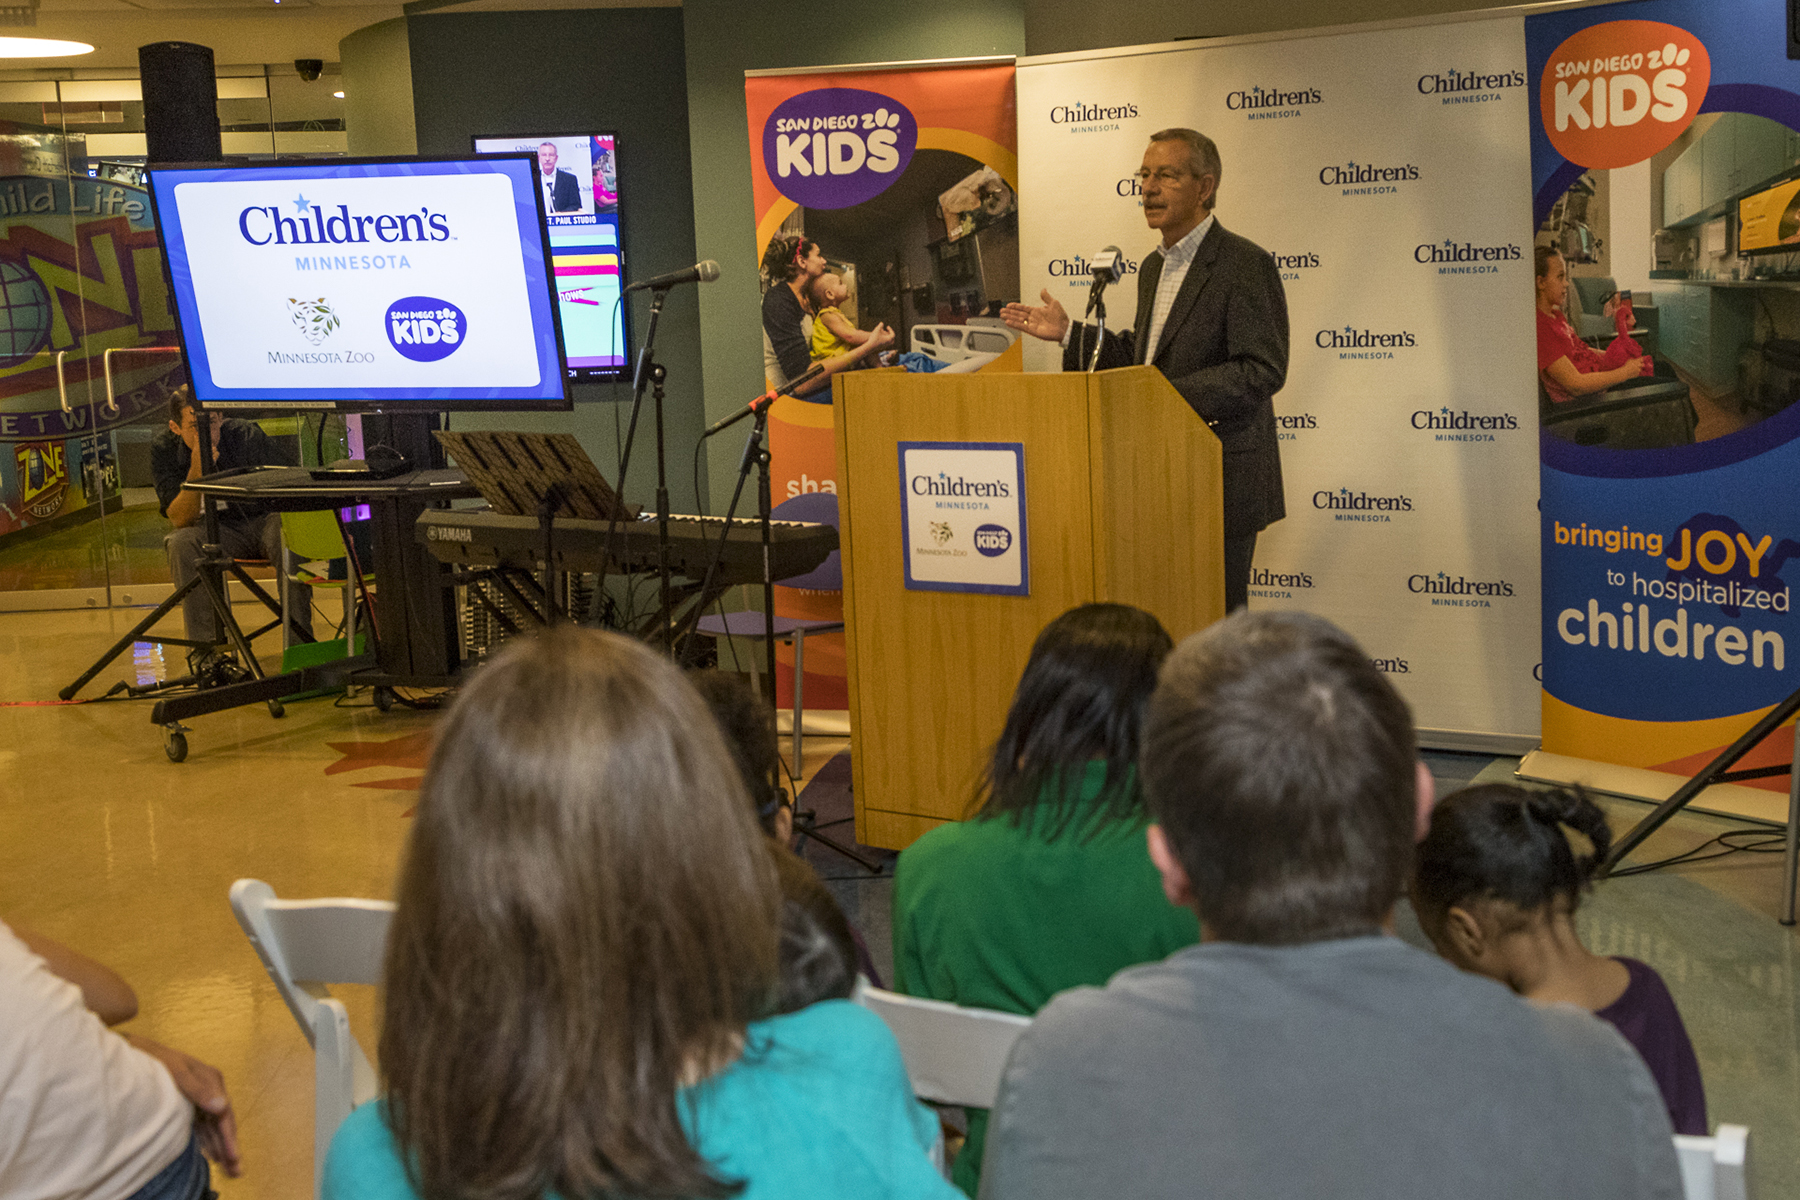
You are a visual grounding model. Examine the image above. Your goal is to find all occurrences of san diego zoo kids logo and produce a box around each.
[387,296,465,362]
[973,523,1013,557]
[1541,21,1709,169]
[764,88,917,210]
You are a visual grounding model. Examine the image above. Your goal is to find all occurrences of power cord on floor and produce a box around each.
[1608,828,1788,877]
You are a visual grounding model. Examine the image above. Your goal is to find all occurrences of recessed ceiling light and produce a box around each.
[333,90,344,98]
[0,37,94,58]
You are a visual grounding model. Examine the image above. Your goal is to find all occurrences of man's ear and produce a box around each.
[1146,824,1196,910]
[168,420,182,436]
[1414,760,1436,842]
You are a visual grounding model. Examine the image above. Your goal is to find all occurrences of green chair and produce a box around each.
[279,510,373,671]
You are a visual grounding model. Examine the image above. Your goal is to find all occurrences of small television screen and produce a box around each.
[1738,175,1800,256]
[472,133,628,381]
[147,155,570,412]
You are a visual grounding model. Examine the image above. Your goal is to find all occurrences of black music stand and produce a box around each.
[435,430,635,626]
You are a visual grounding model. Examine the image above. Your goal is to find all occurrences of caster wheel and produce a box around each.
[164,731,188,763]
[268,700,285,719]
[374,687,395,713]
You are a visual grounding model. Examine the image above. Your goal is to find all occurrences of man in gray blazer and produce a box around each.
[1003,129,1288,612]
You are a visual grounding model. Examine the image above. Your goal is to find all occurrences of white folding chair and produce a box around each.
[853,981,1032,1110]
[229,879,395,1197]
[1674,1125,1751,1200]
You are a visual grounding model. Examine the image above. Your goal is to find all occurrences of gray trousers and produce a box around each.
[164,513,312,645]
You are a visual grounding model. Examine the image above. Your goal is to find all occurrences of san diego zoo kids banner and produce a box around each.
[1523,0,1800,816]
[744,61,1019,711]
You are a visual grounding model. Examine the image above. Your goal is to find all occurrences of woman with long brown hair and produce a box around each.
[323,627,955,1200]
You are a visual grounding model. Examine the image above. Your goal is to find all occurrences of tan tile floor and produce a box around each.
[0,602,846,1200]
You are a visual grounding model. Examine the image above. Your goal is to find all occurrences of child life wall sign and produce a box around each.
[898,441,1028,596]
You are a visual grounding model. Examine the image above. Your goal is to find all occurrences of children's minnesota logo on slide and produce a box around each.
[1540,20,1709,169]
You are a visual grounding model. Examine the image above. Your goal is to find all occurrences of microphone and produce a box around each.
[703,364,825,438]
[1089,246,1125,285]
[624,260,721,293]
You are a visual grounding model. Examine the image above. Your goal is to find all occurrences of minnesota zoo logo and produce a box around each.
[929,521,953,545]
[288,297,340,345]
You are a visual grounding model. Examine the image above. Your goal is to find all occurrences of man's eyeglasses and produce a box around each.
[1133,168,1193,185]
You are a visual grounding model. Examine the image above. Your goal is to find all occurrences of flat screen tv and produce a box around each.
[146,154,570,412]
[472,133,629,381]
[1738,174,1800,256]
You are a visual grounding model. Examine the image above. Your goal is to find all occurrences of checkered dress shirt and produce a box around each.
[1140,213,1214,363]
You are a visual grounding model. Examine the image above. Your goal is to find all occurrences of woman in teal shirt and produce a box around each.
[324,627,955,1200]
[893,603,1201,1196]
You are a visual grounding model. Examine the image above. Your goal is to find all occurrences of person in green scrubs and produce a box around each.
[892,603,1202,1197]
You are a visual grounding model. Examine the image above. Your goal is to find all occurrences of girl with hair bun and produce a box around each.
[1412,783,1706,1134]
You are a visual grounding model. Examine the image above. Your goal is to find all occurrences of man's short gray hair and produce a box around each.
[1150,128,1221,208]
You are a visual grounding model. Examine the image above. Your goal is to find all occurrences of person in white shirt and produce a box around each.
[0,920,241,1200]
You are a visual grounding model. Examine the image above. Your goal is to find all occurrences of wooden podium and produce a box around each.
[833,366,1224,851]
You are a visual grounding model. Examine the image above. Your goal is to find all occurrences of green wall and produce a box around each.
[681,0,1027,509]
[408,7,706,512]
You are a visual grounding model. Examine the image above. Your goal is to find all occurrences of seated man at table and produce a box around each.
[979,611,1680,1200]
[151,387,311,674]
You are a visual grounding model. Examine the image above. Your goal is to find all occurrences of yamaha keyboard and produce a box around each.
[416,508,837,584]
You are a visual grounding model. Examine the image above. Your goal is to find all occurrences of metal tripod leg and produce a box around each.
[60,576,206,699]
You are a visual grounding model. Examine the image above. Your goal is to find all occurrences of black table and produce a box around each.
[147,465,479,745]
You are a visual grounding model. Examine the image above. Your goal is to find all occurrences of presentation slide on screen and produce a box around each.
[157,161,561,400]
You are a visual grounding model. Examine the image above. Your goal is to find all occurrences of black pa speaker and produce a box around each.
[1791,0,1800,60]
[138,42,222,163]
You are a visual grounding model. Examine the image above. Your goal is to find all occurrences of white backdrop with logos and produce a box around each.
[1017,15,1542,748]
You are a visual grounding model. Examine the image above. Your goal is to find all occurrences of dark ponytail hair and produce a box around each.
[761,234,817,285]
[1413,783,1611,924]
[975,602,1174,842]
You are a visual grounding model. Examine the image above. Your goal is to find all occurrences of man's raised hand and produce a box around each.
[1001,289,1071,344]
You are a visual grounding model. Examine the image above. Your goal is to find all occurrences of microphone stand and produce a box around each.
[1086,275,1110,373]
[611,286,676,653]
[689,377,881,874]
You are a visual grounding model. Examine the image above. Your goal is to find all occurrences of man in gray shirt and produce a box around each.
[980,612,1681,1200]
